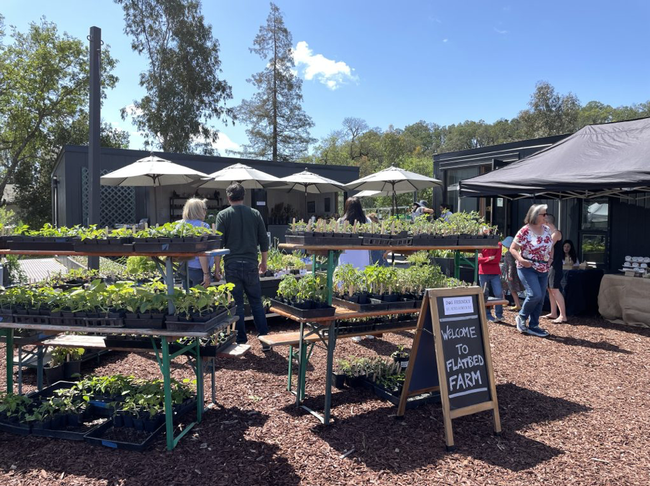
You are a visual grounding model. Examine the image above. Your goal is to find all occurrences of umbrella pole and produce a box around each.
[392,182,397,217]
[153,186,158,225]
[304,187,308,221]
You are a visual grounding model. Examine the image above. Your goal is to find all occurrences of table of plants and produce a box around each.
[270,212,501,424]
[0,222,238,451]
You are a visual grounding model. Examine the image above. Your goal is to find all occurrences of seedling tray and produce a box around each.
[133,239,210,253]
[165,307,234,333]
[0,421,31,436]
[332,296,388,312]
[82,317,125,328]
[387,299,418,310]
[84,419,165,451]
[5,236,80,251]
[74,243,134,253]
[269,298,336,319]
[365,379,440,410]
[31,419,106,441]
[411,235,458,247]
[123,315,165,329]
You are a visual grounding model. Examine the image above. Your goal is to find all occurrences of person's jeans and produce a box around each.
[187,267,206,288]
[225,260,268,343]
[517,267,549,329]
[479,274,503,320]
[370,249,387,266]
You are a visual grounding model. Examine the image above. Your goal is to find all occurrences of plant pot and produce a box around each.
[332,372,346,390]
[345,375,365,388]
[45,364,65,386]
[64,360,82,380]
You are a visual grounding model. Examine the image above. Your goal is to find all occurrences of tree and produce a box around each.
[115,0,234,154]
[0,18,118,225]
[237,2,315,161]
[14,118,129,227]
[342,117,369,160]
[518,81,580,138]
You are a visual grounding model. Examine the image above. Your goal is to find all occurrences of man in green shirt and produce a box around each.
[215,183,270,351]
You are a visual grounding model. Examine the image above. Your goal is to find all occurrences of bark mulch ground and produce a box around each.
[0,309,649,486]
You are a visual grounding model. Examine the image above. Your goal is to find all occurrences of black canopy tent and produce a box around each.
[459,117,650,200]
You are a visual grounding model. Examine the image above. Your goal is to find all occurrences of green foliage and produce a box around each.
[236,2,315,161]
[126,256,158,275]
[115,0,234,154]
[0,18,120,227]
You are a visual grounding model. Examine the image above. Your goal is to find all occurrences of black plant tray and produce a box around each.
[31,418,106,441]
[285,234,361,246]
[82,317,125,328]
[411,235,458,247]
[74,242,134,253]
[361,235,391,246]
[269,298,336,319]
[123,314,165,329]
[5,236,80,251]
[387,299,418,310]
[457,236,487,247]
[332,296,388,312]
[165,308,234,333]
[84,419,165,451]
[103,337,152,350]
[12,313,50,325]
[0,421,31,436]
[200,332,237,357]
[28,380,76,400]
[365,379,440,410]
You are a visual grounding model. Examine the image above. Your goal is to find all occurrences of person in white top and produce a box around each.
[337,197,374,342]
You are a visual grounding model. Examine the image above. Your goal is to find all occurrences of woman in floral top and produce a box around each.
[509,204,553,337]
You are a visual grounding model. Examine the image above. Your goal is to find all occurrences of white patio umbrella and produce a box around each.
[345,166,442,215]
[279,169,345,219]
[197,163,284,190]
[101,154,209,223]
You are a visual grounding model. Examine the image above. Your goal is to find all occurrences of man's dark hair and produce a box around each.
[440,203,450,211]
[226,182,245,202]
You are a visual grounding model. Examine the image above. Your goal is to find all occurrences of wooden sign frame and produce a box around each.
[397,286,501,450]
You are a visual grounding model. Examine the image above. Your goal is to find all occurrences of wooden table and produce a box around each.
[267,297,508,425]
[0,246,231,450]
[0,317,240,450]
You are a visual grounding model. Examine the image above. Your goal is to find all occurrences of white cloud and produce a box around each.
[292,41,358,90]
[443,38,449,43]
[494,27,508,34]
[192,131,241,155]
[213,132,241,154]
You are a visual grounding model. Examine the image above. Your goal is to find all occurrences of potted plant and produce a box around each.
[62,347,85,380]
[45,347,67,385]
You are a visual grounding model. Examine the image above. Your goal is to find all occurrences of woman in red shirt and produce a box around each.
[479,242,504,323]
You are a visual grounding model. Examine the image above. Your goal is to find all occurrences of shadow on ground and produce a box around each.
[313,382,590,473]
[0,406,301,486]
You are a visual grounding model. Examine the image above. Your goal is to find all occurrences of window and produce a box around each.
[445,167,481,213]
[582,200,608,231]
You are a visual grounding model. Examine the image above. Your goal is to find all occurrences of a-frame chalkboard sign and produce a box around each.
[397,287,501,449]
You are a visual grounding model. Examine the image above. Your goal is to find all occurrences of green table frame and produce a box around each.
[276,243,497,424]
[0,247,230,451]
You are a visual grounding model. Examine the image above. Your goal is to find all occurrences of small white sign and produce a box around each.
[443,296,474,316]
[496,198,504,207]
[256,201,266,206]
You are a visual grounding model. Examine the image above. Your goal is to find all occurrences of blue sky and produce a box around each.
[3,0,650,154]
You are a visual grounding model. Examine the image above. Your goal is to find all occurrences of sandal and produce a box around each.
[552,317,568,324]
[542,314,558,320]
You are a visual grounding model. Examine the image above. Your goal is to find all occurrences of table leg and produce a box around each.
[287,345,294,392]
[36,345,44,391]
[165,257,175,315]
[323,321,337,425]
[211,357,216,404]
[17,346,22,395]
[5,329,13,393]
[195,339,203,423]
[295,322,306,406]
[326,251,335,306]
[474,250,479,284]
[161,338,174,451]
[454,250,460,280]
